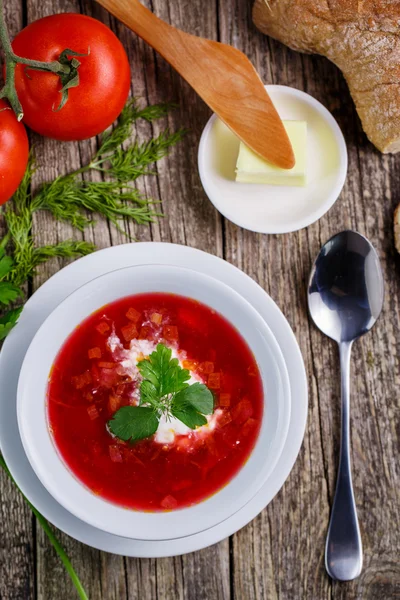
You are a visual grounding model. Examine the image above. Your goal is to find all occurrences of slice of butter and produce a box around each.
[235,121,307,186]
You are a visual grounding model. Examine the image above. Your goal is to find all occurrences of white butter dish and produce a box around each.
[198,85,347,234]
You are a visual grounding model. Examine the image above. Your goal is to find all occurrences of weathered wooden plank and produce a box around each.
[0,2,37,598]
[0,474,35,600]
[180,546,231,600]
[125,556,185,600]
[27,0,87,289]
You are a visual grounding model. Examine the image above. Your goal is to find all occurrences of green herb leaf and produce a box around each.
[32,178,160,235]
[106,128,186,183]
[0,281,22,305]
[0,253,13,279]
[171,383,214,430]
[0,307,23,340]
[173,382,214,415]
[139,378,159,408]
[136,344,214,432]
[108,406,159,442]
[97,98,177,155]
[171,405,208,429]
[32,240,95,265]
[138,344,190,404]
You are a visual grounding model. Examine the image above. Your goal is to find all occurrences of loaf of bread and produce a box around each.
[253,0,400,153]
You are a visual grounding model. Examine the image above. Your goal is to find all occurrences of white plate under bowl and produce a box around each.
[198,85,348,234]
[0,243,307,557]
[18,264,290,541]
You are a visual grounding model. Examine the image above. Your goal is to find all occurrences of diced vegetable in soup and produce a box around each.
[47,293,263,511]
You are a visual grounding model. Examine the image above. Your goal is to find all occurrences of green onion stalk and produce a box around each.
[0,450,88,598]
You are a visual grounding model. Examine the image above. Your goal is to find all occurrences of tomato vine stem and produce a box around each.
[0,0,83,120]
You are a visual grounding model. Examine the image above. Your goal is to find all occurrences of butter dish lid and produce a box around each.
[198,85,348,234]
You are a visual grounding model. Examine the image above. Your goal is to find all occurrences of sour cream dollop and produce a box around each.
[107,333,221,444]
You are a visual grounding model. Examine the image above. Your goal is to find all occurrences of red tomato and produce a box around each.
[12,14,131,141]
[0,100,29,205]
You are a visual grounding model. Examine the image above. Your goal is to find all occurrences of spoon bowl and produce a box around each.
[308,231,384,342]
[308,230,384,581]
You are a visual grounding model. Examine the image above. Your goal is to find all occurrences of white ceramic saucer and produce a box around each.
[198,85,348,234]
[0,243,308,557]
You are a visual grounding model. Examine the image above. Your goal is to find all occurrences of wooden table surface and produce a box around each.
[1,0,400,599]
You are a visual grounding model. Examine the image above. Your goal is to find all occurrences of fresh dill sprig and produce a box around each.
[32,178,161,232]
[3,158,94,285]
[1,97,184,310]
[28,101,185,233]
[32,240,95,268]
[0,245,23,339]
[97,98,176,155]
[105,129,186,182]
[4,161,35,286]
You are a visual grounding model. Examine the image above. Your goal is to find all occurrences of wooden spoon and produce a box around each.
[96,0,295,169]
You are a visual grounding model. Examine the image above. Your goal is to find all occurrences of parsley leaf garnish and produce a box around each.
[173,382,214,415]
[0,248,22,307]
[0,251,13,279]
[0,307,23,341]
[0,281,22,306]
[108,344,214,442]
[170,405,208,429]
[0,248,23,339]
[108,406,159,442]
[171,383,214,429]
[137,344,190,407]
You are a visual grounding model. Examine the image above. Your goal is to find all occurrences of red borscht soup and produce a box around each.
[47,293,263,511]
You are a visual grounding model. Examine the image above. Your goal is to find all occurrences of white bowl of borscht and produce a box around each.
[17,264,290,541]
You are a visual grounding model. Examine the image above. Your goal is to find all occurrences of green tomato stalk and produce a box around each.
[0,0,85,120]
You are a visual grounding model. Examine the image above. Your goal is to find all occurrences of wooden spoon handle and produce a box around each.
[96,0,189,68]
[96,0,295,169]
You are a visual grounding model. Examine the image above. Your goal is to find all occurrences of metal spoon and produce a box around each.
[308,230,384,581]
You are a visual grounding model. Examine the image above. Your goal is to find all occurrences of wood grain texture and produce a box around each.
[1,0,399,598]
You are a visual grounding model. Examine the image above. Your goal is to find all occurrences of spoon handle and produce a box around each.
[325,341,363,581]
[96,0,186,64]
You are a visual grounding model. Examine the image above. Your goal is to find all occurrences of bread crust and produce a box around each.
[253,0,400,153]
